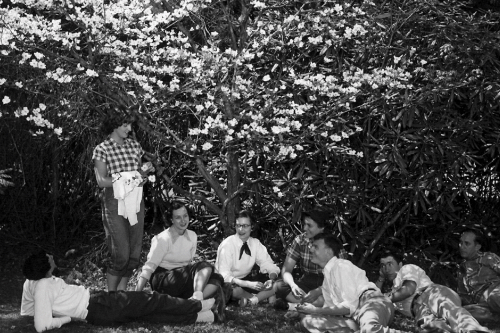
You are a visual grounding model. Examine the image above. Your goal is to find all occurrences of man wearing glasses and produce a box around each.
[215,210,280,307]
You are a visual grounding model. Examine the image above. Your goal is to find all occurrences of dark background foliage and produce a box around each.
[1,0,499,287]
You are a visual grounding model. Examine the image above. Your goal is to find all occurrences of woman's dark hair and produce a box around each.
[236,210,254,225]
[23,251,51,281]
[165,200,190,225]
[100,112,136,135]
[302,210,331,229]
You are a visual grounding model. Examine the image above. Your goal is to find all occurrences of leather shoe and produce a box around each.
[273,298,289,311]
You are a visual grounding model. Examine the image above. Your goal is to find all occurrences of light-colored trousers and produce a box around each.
[301,290,398,333]
[413,284,489,333]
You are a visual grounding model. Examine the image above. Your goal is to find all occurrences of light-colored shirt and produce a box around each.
[322,256,378,316]
[215,234,280,283]
[391,264,433,317]
[20,277,90,332]
[140,228,197,280]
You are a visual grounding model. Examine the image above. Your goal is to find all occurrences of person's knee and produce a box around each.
[300,316,314,333]
[487,293,500,313]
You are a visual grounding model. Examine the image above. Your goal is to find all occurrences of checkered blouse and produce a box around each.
[92,138,144,175]
[287,234,323,275]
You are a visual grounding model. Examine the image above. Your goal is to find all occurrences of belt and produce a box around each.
[359,288,377,300]
[410,286,428,317]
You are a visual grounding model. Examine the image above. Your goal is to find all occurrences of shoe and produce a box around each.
[211,284,226,323]
[222,282,233,304]
[273,298,289,311]
[238,298,249,307]
[284,311,300,319]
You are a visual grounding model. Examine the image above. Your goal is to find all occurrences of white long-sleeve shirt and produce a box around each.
[391,264,434,316]
[140,228,197,280]
[20,277,90,332]
[215,234,280,283]
[322,256,379,316]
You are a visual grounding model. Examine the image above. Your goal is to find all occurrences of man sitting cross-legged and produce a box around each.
[297,233,397,333]
[377,249,489,333]
[20,251,225,333]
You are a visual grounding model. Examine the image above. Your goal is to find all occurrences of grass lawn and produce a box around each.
[1,248,499,333]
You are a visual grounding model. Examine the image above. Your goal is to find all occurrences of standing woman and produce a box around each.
[92,112,152,291]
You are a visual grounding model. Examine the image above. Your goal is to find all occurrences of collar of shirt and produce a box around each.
[107,137,132,146]
[167,227,192,241]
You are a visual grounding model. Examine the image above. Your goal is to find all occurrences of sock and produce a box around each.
[200,298,215,311]
[249,296,259,305]
[196,310,214,323]
[192,291,204,300]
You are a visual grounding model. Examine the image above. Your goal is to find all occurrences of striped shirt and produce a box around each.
[92,138,144,175]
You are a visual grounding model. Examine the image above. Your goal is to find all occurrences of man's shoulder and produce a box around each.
[401,263,424,272]
[480,251,500,263]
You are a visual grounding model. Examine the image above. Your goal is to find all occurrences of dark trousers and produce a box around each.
[237,270,269,294]
[274,272,324,299]
[101,187,144,277]
[150,261,223,299]
[86,290,201,326]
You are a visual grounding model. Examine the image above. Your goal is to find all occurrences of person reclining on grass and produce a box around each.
[457,228,500,322]
[297,233,398,333]
[20,251,225,333]
[377,249,489,333]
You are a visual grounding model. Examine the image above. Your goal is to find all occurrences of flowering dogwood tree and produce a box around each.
[1,0,499,262]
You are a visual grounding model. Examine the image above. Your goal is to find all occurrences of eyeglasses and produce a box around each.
[235,224,251,229]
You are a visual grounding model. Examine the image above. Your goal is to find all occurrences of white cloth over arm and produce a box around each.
[112,171,143,225]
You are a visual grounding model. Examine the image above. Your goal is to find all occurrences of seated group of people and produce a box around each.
[21,202,499,333]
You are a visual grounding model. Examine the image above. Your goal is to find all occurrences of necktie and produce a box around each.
[239,241,251,260]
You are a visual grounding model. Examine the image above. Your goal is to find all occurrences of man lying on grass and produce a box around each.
[377,249,489,333]
[20,251,226,332]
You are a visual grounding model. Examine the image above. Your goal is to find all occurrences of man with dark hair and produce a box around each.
[377,249,488,333]
[297,233,396,333]
[21,251,225,332]
[458,228,500,320]
[136,201,225,301]
[215,210,280,307]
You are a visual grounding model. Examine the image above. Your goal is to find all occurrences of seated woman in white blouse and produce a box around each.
[215,210,280,307]
[135,201,224,301]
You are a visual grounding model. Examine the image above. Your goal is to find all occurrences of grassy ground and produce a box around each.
[1,246,499,333]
